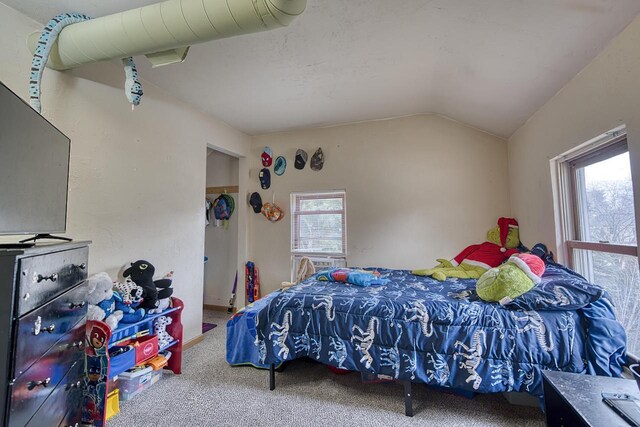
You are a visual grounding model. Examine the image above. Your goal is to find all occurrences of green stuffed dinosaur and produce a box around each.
[413,217,520,281]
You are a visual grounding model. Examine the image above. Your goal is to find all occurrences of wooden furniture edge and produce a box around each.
[203,304,237,313]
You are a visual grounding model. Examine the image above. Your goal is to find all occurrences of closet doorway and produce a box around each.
[203,148,239,321]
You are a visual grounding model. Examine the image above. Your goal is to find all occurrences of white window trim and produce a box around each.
[551,125,638,267]
[290,190,347,258]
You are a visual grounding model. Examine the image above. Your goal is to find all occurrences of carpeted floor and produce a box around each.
[108,310,544,427]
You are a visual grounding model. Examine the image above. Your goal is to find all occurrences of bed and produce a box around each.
[227,258,626,404]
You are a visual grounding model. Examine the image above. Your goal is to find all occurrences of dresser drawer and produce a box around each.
[24,360,84,427]
[14,284,87,378]
[57,406,82,427]
[18,247,89,316]
[8,331,84,427]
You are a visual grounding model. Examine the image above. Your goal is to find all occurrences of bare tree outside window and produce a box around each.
[569,148,640,355]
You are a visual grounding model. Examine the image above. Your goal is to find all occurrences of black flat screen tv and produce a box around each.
[0,81,70,236]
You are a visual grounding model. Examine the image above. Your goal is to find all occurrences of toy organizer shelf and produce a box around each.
[83,297,184,426]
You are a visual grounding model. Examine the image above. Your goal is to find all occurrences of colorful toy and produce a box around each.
[87,273,123,330]
[476,253,546,303]
[29,13,143,114]
[412,217,520,281]
[113,291,146,323]
[316,268,388,287]
[246,262,260,303]
[113,277,144,307]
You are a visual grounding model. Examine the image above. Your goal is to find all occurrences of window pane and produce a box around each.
[574,249,640,355]
[299,197,343,212]
[578,152,636,245]
[297,213,343,253]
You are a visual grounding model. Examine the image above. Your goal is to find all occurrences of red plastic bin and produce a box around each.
[132,335,158,364]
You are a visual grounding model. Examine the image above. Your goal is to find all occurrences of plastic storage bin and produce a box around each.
[106,389,120,420]
[132,335,159,364]
[109,346,136,378]
[118,366,163,401]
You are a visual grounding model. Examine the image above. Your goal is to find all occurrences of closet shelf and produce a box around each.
[206,185,239,194]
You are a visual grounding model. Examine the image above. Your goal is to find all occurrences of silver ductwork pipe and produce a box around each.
[28,0,307,70]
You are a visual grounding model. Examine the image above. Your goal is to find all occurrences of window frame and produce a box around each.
[290,190,347,257]
[553,127,638,269]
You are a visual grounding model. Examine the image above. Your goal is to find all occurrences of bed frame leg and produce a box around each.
[269,363,276,391]
[403,381,413,417]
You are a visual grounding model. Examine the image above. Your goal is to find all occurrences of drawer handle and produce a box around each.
[69,301,86,309]
[68,340,84,350]
[28,377,50,390]
[33,317,55,336]
[73,263,87,270]
[36,273,58,283]
[66,380,82,391]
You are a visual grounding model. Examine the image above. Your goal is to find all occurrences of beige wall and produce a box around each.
[508,16,640,260]
[249,114,510,294]
[204,151,239,306]
[0,4,251,342]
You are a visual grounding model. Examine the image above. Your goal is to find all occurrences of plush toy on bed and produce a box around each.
[412,217,520,281]
[316,268,389,287]
[123,260,174,314]
[476,253,546,303]
[87,272,123,330]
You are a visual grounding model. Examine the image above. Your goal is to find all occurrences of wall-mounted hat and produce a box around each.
[310,148,324,171]
[261,147,273,167]
[274,156,287,176]
[249,192,263,214]
[259,168,271,189]
[261,202,285,223]
[295,149,308,170]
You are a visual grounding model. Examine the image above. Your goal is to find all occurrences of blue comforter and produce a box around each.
[227,263,626,397]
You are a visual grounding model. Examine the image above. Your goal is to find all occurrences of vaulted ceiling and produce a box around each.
[3,0,640,137]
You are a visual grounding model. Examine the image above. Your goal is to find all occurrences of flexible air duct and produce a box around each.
[28,0,307,71]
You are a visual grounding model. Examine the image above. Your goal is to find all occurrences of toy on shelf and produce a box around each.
[113,278,146,323]
[87,273,123,330]
[154,315,175,349]
[123,260,174,314]
[156,271,174,312]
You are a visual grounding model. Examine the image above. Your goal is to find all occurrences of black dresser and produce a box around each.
[0,242,90,427]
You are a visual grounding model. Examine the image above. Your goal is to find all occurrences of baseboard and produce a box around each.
[183,334,205,350]
[203,304,237,313]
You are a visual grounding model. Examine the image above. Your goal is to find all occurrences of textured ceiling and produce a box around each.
[3,0,640,137]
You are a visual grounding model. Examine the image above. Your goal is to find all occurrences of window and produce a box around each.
[291,191,346,257]
[554,127,639,355]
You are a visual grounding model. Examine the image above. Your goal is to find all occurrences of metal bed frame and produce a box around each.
[268,363,414,417]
